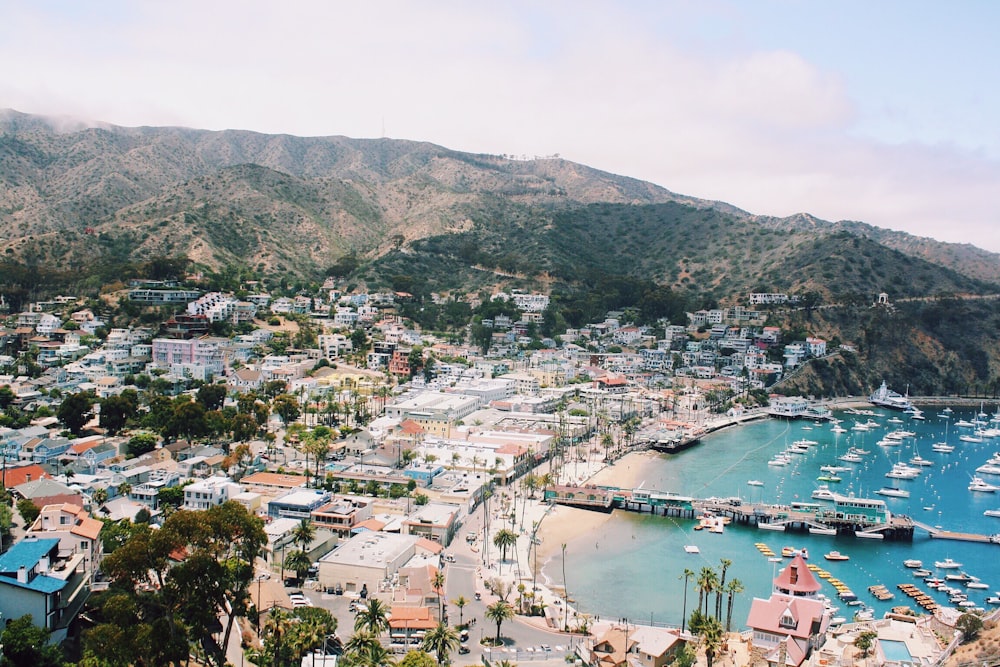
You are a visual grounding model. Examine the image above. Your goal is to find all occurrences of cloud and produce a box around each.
[0,1,998,251]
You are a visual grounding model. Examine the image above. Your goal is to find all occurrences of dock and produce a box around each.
[542,485,998,544]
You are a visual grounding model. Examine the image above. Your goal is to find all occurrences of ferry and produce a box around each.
[869,380,913,411]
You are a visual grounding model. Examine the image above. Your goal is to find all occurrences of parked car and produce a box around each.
[458,644,470,655]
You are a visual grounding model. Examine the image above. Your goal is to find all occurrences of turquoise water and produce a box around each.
[545,407,1000,629]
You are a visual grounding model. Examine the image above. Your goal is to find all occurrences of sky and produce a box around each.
[2,0,1000,251]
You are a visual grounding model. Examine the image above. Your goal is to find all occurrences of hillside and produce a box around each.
[2,108,999,302]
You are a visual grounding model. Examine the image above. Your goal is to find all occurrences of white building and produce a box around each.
[182,476,243,511]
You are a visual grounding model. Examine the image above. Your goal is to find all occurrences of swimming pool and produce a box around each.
[880,639,914,664]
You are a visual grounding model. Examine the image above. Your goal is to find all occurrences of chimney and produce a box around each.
[39,555,50,572]
[17,565,27,583]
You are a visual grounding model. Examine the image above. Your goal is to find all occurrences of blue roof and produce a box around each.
[0,538,66,594]
[0,538,59,574]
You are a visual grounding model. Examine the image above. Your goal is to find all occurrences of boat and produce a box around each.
[903,559,923,568]
[967,581,990,590]
[913,569,932,577]
[811,485,836,501]
[824,551,850,561]
[984,510,1000,518]
[855,531,884,539]
[955,419,976,428]
[816,474,842,483]
[781,547,808,559]
[870,380,913,411]
[747,479,764,487]
[793,439,818,447]
[853,607,875,621]
[809,526,837,536]
[977,464,1000,475]
[935,558,963,569]
[838,452,863,463]
[758,522,786,531]
[886,462,920,479]
[945,571,973,582]
[831,425,847,434]
[960,434,984,443]
[768,455,791,467]
[987,597,1000,605]
[684,545,700,554]
[969,476,999,492]
[909,454,933,467]
[932,442,955,453]
[820,464,851,473]
[875,486,911,498]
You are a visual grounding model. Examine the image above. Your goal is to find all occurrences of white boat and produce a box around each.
[967,581,990,590]
[970,476,999,492]
[875,486,911,498]
[887,417,903,424]
[932,442,955,453]
[811,485,836,501]
[758,522,786,531]
[869,381,913,411]
[768,456,790,467]
[820,464,851,473]
[855,531,884,539]
[877,438,901,447]
[903,559,923,568]
[935,558,963,569]
[809,526,837,536]
[909,455,933,467]
[960,435,985,443]
[956,420,976,428]
[910,412,926,420]
[747,480,764,487]
[831,425,847,434]
[886,462,920,479]
[849,446,870,455]
[838,452,863,463]
[984,510,1000,518]
[977,464,1000,475]
[793,439,818,447]
[684,545,700,554]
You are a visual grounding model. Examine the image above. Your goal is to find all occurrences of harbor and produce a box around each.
[543,402,1000,628]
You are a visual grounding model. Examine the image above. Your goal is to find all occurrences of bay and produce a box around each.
[544,406,1000,628]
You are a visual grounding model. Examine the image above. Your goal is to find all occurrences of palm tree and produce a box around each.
[724,579,744,631]
[421,621,459,665]
[297,617,327,667]
[292,518,316,551]
[485,600,514,645]
[696,566,718,616]
[452,595,468,627]
[260,607,296,667]
[91,487,108,506]
[344,631,394,667]
[431,569,446,620]
[679,568,696,633]
[700,616,725,667]
[493,529,517,567]
[716,558,732,621]
[561,543,569,631]
[354,597,391,637]
[284,549,312,584]
[116,481,132,498]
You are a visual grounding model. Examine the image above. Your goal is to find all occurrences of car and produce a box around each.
[444,554,456,563]
[474,592,481,601]
[458,644,470,655]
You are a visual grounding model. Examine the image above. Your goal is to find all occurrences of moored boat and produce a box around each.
[875,486,911,498]
[824,551,849,561]
[903,559,923,568]
[935,558,962,569]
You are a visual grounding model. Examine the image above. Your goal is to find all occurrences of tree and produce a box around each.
[431,569,446,620]
[284,549,313,584]
[485,600,514,645]
[354,597,391,636]
[421,621,459,665]
[273,393,302,426]
[1,614,63,667]
[92,487,109,506]
[561,542,569,630]
[57,390,94,434]
[16,497,39,525]
[724,579,744,631]
[292,518,316,550]
[679,568,695,633]
[398,650,437,667]
[671,643,697,667]
[956,613,984,642]
[100,393,137,435]
[715,557,731,620]
[197,383,228,411]
[700,616,725,667]
[126,432,159,458]
[493,528,517,565]
[855,630,878,657]
[696,566,718,616]
[453,595,468,627]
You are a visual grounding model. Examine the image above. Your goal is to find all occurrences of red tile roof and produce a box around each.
[2,464,51,487]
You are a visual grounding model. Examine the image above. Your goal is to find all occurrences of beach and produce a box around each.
[534,450,655,564]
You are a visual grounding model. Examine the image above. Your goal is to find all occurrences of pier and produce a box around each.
[541,484,1000,543]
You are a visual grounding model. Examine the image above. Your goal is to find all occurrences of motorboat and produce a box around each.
[811,485,836,501]
[875,486,911,498]
[781,547,808,559]
[747,480,764,487]
[912,569,932,577]
[945,571,973,582]
[886,463,920,479]
[932,442,955,452]
[935,558,963,569]
[816,474,842,483]
[768,455,791,467]
[960,434,985,443]
[909,455,933,467]
[793,439,818,447]
[820,464,851,473]
[831,425,847,434]
[969,476,999,492]
[758,522,786,531]
[838,452,863,463]
[824,551,849,561]
[809,526,837,536]
[903,559,923,568]
[984,509,1000,518]
[966,581,990,590]
[849,446,871,455]
[977,464,1000,475]
[955,419,976,428]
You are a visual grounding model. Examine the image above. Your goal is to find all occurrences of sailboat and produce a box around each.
[932,421,954,453]
[909,440,933,466]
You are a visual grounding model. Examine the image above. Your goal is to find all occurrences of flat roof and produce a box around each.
[319,531,418,568]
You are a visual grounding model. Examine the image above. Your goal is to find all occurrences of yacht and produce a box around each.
[960,434,985,443]
[903,559,923,568]
[747,480,764,487]
[831,424,847,434]
[955,419,976,428]
[849,446,870,455]
[811,485,836,501]
[909,455,934,467]
[820,464,851,473]
[886,462,920,479]
[969,476,999,492]
[768,454,791,467]
[934,558,962,569]
[875,486,911,498]
[838,452,863,463]
[932,442,955,453]
[977,464,1000,475]
[984,509,1000,518]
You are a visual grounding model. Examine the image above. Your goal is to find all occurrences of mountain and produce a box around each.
[3,108,999,302]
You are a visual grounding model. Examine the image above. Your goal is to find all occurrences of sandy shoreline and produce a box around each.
[534,450,657,565]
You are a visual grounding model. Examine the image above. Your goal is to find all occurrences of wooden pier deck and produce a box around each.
[542,484,1000,543]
